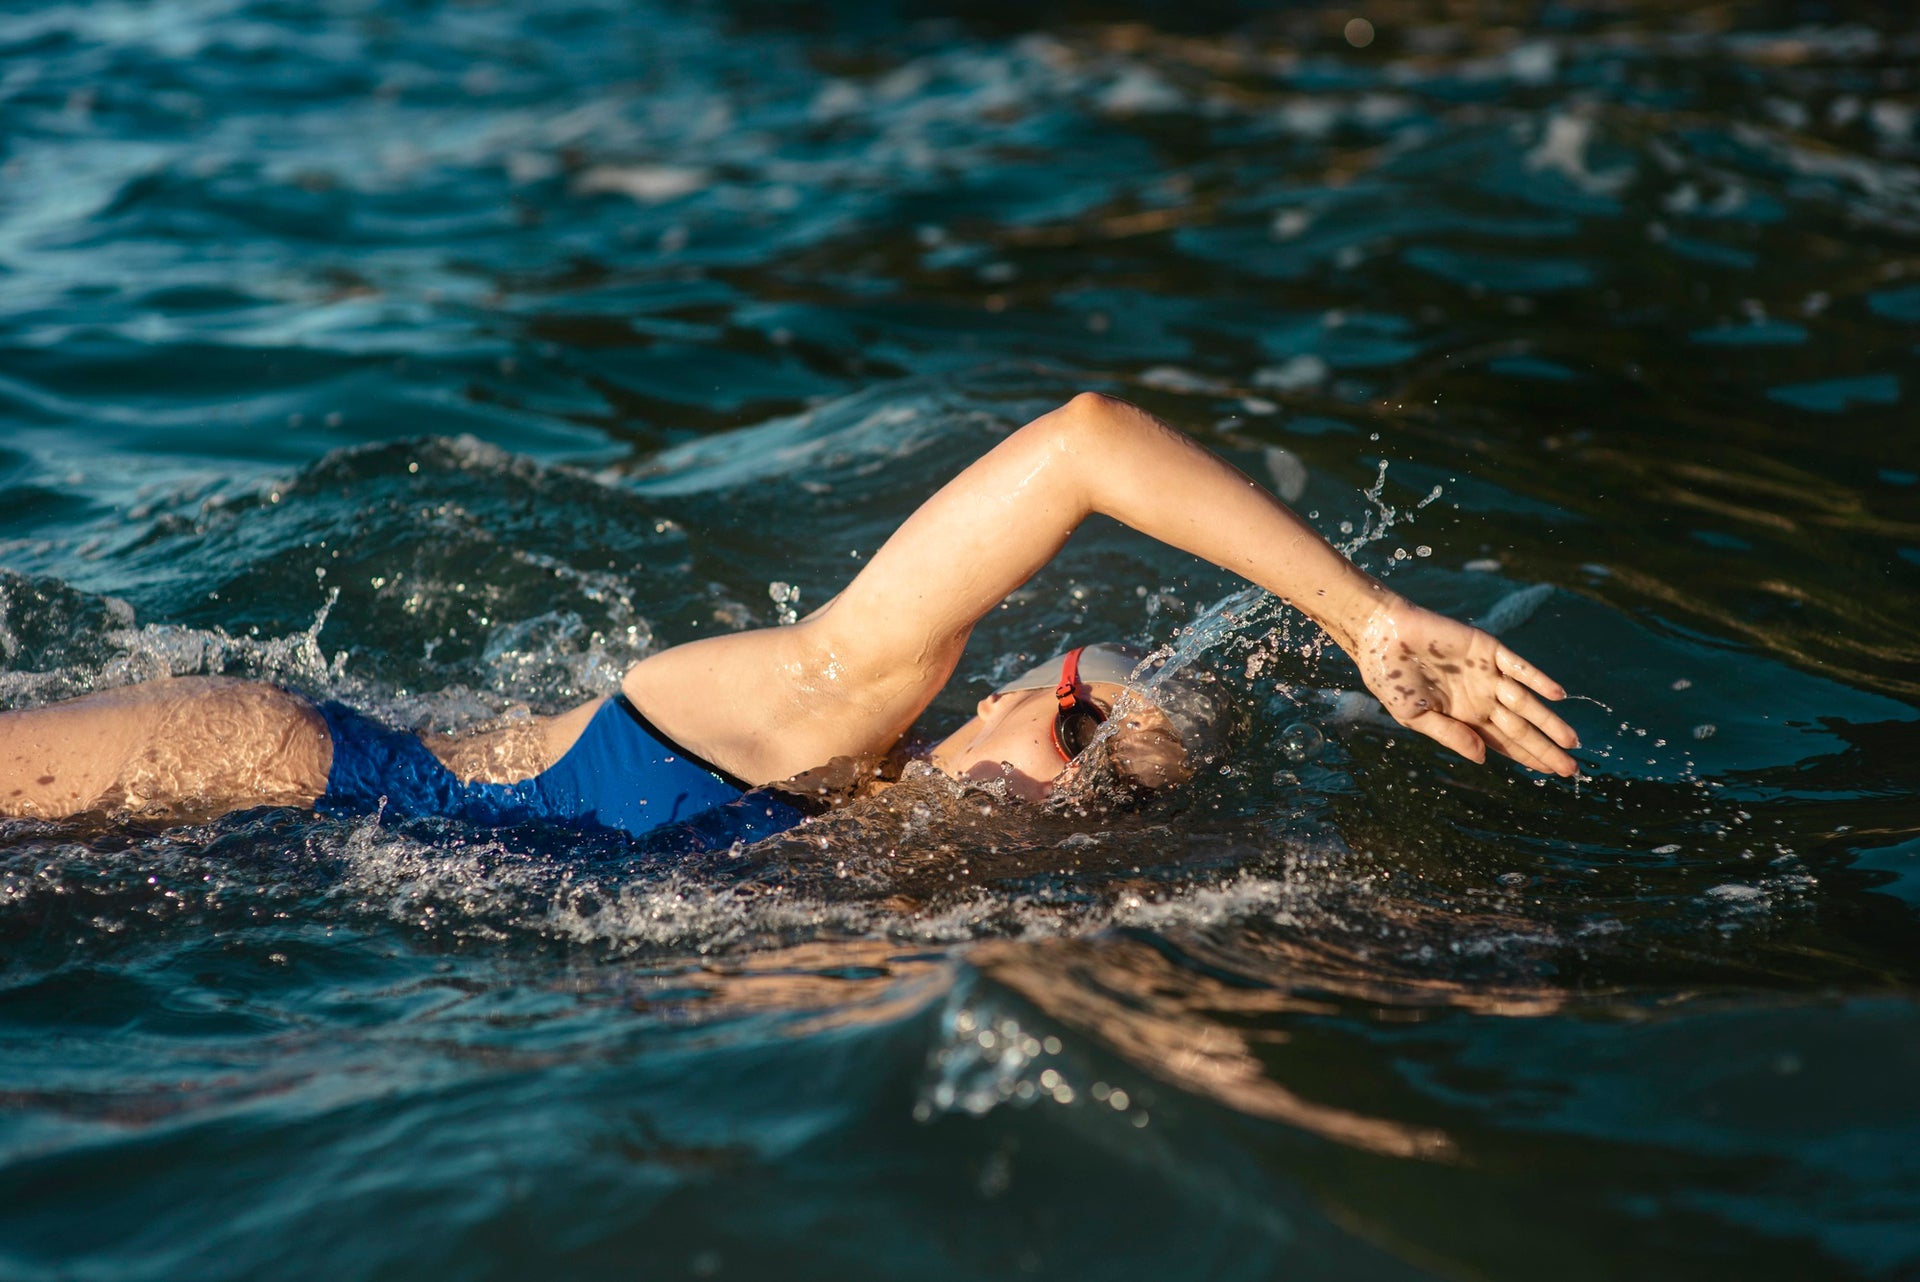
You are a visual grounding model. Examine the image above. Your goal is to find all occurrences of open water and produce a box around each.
[2,1,1918,1278]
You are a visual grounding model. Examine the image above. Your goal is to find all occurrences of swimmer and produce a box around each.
[0,394,1580,842]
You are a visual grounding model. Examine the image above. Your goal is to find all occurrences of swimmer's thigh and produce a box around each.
[0,677,332,819]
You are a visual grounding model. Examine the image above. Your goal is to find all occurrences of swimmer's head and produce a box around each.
[928,643,1234,802]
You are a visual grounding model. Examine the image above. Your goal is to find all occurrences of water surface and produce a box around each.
[3,2,1919,1278]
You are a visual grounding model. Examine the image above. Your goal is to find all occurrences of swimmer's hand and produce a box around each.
[1354,597,1580,777]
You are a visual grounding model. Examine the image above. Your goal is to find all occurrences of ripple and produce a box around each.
[6,2,1920,1276]
[1766,372,1902,412]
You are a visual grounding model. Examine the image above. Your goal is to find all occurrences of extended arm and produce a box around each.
[625,393,1578,782]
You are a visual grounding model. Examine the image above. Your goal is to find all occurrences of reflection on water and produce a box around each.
[3,0,1920,1278]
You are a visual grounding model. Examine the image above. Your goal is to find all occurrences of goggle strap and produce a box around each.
[1054,646,1085,711]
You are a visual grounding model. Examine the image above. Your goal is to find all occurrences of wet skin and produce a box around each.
[928,680,1191,802]
[0,394,1580,822]
[0,675,1162,819]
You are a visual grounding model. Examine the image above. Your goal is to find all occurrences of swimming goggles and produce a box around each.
[995,640,1228,774]
[1051,647,1108,762]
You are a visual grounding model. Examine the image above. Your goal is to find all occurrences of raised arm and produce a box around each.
[624,393,1578,783]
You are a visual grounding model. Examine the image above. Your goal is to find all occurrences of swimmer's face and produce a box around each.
[929,682,1192,802]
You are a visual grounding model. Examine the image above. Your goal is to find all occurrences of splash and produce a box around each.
[1335,459,1446,565]
[0,576,345,707]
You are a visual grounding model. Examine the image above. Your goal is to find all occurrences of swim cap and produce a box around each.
[993,643,1234,770]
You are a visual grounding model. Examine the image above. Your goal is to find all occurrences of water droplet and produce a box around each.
[1279,722,1324,763]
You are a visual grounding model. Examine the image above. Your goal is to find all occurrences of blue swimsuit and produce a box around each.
[314,693,808,848]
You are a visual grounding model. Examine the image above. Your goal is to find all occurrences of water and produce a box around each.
[3,1,1919,1277]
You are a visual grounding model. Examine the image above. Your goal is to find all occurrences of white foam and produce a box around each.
[572,164,708,204]
[1524,113,1633,196]
[1263,447,1308,504]
[1472,583,1555,636]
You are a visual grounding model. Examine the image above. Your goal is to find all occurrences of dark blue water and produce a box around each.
[3,2,1919,1278]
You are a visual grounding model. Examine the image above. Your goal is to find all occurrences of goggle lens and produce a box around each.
[1050,647,1108,762]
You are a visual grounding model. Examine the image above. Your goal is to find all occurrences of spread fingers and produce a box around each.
[1495,646,1567,702]
[1497,678,1581,750]
[1489,704,1578,776]
[1408,709,1487,765]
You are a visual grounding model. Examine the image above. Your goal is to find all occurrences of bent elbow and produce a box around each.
[1055,390,1134,451]
[1065,389,1121,412]
[1063,390,1126,425]
[1016,390,1154,474]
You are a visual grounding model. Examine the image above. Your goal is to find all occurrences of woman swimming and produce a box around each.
[0,394,1579,840]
